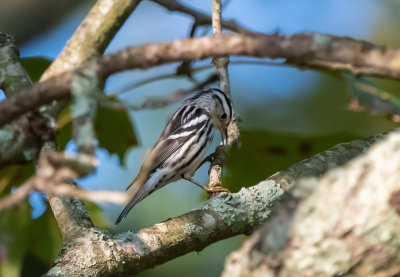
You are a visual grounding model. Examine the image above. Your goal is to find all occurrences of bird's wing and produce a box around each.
[115,108,209,224]
[126,107,209,191]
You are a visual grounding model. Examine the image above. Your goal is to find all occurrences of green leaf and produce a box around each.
[55,107,73,150]
[20,57,52,82]
[84,200,109,228]
[223,130,361,192]
[0,163,61,277]
[56,105,137,164]
[95,107,137,163]
[0,200,31,277]
[26,205,62,266]
[0,164,35,196]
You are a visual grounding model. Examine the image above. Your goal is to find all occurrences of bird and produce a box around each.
[115,88,233,225]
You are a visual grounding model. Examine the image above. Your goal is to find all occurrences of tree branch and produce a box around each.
[2,32,399,128]
[41,0,142,80]
[207,0,238,197]
[104,73,219,110]
[223,130,400,277]
[0,33,32,93]
[0,33,53,168]
[149,0,250,34]
[36,0,142,241]
[44,132,385,276]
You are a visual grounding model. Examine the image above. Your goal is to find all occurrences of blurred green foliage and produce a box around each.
[0,163,61,277]
[56,106,138,164]
[224,130,360,191]
[95,107,138,163]
[20,57,52,82]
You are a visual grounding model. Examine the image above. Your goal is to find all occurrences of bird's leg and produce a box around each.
[183,176,210,191]
[196,152,217,170]
[182,176,230,194]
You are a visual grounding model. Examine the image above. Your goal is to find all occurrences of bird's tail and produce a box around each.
[114,187,145,225]
[115,148,160,225]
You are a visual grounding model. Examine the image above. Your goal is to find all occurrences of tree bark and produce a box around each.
[44,133,385,276]
[223,131,400,277]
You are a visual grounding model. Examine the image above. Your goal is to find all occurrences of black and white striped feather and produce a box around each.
[115,88,232,224]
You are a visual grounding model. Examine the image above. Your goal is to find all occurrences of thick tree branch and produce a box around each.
[2,32,400,128]
[0,33,52,168]
[44,132,385,276]
[0,33,32,93]
[224,130,400,277]
[41,0,142,80]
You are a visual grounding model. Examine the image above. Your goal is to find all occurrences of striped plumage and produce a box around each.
[115,88,233,225]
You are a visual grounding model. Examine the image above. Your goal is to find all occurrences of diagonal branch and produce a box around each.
[44,132,386,276]
[36,0,142,241]
[2,32,400,129]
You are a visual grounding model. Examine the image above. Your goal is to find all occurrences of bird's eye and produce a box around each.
[220,113,227,119]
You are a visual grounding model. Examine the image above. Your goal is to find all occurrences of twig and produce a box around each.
[2,32,398,128]
[149,0,250,34]
[0,151,129,212]
[104,73,218,110]
[207,0,239,197]
[111,60,295,96]
[52,74,219,145]
[0,181,34,210]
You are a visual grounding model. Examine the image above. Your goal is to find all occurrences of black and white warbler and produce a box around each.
[115,88,233,224]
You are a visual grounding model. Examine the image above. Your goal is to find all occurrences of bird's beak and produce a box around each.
[220,126,228,146]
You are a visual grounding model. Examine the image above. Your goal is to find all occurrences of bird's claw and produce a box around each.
[206,182,230,195]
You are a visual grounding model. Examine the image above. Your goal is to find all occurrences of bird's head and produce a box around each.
[207,88,233,146]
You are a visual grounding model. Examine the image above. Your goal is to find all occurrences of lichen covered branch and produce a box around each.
[0,33,51,168]
[223,131,400,277]
[44,133,385,276]
[38,0,142,241]
[0,33,32,94]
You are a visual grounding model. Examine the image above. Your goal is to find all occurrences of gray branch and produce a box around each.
[223,131,400,277]
[1,32,400,129]
[44,133,385,276]
[0,33,53,168]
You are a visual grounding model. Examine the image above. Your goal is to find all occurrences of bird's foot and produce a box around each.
[206,181,230,197]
